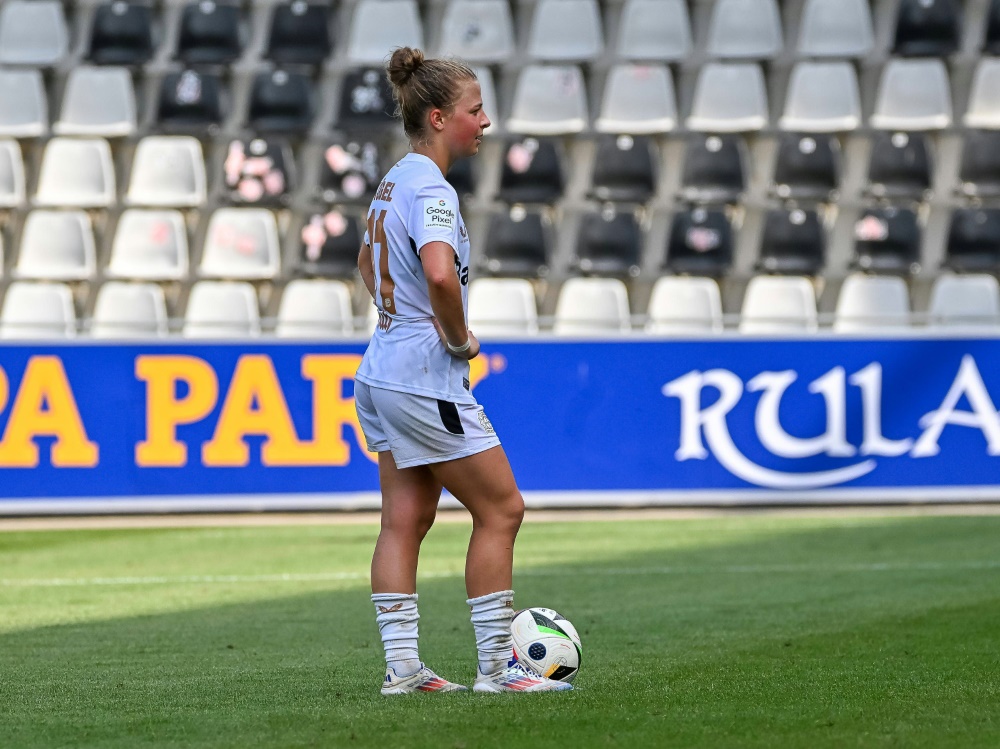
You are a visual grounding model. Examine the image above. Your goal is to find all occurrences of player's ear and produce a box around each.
[428,107,446,132]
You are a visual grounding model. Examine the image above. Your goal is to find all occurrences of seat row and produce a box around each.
[2,0,995,70]
[8,127,1000,214]
[6,54,1000,139]
[5,198,1000,287]
[2,272,999,340]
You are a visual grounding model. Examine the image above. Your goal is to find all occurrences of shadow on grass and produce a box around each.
[1,515,998,749]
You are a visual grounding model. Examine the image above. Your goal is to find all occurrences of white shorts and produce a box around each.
[354,381,502,468]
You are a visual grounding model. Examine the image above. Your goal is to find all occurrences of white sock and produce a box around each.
[467,589,515,675]
[372,593,421,678]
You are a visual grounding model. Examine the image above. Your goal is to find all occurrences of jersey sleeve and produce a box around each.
[408,182,461,254]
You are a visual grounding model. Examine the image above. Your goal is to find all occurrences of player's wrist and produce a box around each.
[446,338,472,355]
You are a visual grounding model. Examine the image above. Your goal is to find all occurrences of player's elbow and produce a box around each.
[425,272,455,290]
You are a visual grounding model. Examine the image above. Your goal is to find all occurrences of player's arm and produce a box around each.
[357,240,376,300]
[421,241,480,360]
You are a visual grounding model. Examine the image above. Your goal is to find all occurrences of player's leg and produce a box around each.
[430,447,570,692]
[370,450,441,595]
[356,382,466,693]
[427,445,523,598]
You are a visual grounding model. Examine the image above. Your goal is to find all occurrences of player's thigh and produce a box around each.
[377,450,442,533]
[429,446,523,524]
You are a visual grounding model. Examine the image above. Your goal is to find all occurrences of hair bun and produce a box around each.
[387,47,425,88]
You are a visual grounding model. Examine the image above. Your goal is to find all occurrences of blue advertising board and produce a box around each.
[0,337,998,511]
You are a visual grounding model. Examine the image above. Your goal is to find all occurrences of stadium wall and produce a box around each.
[0,337,998,514]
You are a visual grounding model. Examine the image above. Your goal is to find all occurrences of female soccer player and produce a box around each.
[354,47,571,695]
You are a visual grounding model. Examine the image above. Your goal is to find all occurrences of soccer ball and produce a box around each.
[510,607,582,682]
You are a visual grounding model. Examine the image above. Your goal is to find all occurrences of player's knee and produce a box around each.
[495,491,524,536]
[383,504,437,541]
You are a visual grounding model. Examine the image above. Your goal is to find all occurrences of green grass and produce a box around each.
[1,513,998,748]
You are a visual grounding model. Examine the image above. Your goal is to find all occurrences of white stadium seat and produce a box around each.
[0,140,26,208]
[871,59,952,131]
[468,278,539,336]
[275,279,354,338]
[199,208,281,280]
[527,0,604,62]
[779,62,861,133]
[0,282,76,339]
[706,0,783,59]
[91,282,169,339]
[127,136,207,208]
[16,210,97,281]
[797,0,873,58]
[616,0,691,62]
[347,0,423,65]
[686,63,768,133]
[183,281,261,338]
[437,0,515,63]
[595,64,677,135]
[506,65,588,135]
[646,276,724,334]
[0,1,69,66]
[54,66,137,137]
[554,277,631,335]
[833,273,911,332]
[927,274,1000,329]
[740,275,818,334]
[0,69,48,138]
[35,138,116,208]
[107,209,190,281]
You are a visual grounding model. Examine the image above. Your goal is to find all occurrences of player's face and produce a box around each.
[446,80,491,157]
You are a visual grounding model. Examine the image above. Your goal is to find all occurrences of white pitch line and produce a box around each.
[2,560,999,588]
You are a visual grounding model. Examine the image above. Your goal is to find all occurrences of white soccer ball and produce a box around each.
[510,607,582,682]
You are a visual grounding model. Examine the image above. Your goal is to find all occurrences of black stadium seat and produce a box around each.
[589,134,656,204]
[266,1,332,66]
[572,207,642,278]
[176,0,244,65]
[88,1,155,66]
[892,0,962,57]
[771,133,839,201]
[757,208,825,275]
[498,137,564,204]
[247,69,314,133]
[680,134,746,203]
[481,207,550,277]
[665,207,733,276]
[852,206,921,274]
[867,131,932,199]
[157,69,225,131]
[944,208,1000,272]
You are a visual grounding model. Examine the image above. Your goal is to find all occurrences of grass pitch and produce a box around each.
[1,511,998,749]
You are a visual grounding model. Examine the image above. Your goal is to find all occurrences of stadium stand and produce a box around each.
[0,0,996,337]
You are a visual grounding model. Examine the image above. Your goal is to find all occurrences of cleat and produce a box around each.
[473,658,574,693]
[381,663,468,695]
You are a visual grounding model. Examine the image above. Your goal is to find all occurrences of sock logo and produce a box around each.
[504,600,513,608]
[377,603,404,613]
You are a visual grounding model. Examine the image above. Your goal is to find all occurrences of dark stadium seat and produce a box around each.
[664,207,733,276]
[223,137,294,205]
[247,69,314,133]
[571,207,642,278]
[771,133,839,201]
[867,131,932,199]
[985,0,1000,54]
[892,0,961,57]
[335,67,395,130]
[957,130,1000,197]
[88,1,155,66]
[481,207,550,277]
[157,69,225,131]
[589,134,656,204]
[498,137,563,204]
[266,1,332,66]
[680,134,746,203]
[851,206,921,274]
[757,208,825,275]
[446,157,476,198]
[318,138,383,204]
[176,0,243,65]
[944,208,1000,272]
[295,209,363,278]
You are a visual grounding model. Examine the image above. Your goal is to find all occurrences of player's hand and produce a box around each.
[433,319,481,360]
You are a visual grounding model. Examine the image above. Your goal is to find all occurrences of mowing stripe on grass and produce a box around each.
[3,559,998,588]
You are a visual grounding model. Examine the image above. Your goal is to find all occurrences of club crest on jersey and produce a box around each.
[423,198,456,231]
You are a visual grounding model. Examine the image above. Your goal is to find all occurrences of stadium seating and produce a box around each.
[0,0,994,337]
[553,277,632,335]
[0,282,76,339]
[833,274,911,332]
[90,282,169,339]
[275,279,354,338]
[468,278,539,335]
[739,276,818,334]
[646,276,724,334]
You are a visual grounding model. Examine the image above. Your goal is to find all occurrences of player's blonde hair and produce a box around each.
[386,47,477,140]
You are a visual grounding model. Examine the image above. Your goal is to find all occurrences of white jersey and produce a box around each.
[355,152,474,404]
